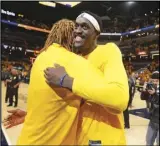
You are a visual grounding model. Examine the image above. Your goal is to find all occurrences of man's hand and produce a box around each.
[14,82,21,88]
[148,88,156,95]
[129,104,134,109]
[44,64,73,89]
[3,109,27,129]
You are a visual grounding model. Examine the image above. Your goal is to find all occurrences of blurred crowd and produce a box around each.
[104,11,159,33]
[2,14,51,30]
[123,59,159,87]
[135,40,159,55]
[148,60,159,72]
[133,62,159,87]
[2,57,159,86]
[1,61,31,83]
[2,10,159,33]
[123,60,134,75]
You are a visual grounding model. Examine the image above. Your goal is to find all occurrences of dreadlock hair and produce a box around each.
[43,19,75,52]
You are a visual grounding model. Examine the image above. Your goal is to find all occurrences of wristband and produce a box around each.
[60,74,68,87]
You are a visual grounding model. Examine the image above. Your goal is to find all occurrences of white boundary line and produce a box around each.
[1,124,12,146]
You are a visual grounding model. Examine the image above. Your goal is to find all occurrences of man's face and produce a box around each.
[135,73,139,78]
[151,79,159,86]
[73,17,98,51]
[131,72,135,77]
[7,67,10,72]
[11,69,17,75]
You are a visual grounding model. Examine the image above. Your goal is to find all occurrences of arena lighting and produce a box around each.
[39,2,56,8]
[56,2,81,7]
[19,47,22,51]
[138,51,147,55]
[150,50,159,54]
[152,54,159,59]
[26,49,34,53]
[150,11,153,13]
[18,14,24,17]
[128,2,134,4]
[100,33,121,36]
[127,2,135,5]
[3,45,8,49]
[1,19,18,26]
[145,13,147,16]
[26,49,40,54]
[155,24,159,28]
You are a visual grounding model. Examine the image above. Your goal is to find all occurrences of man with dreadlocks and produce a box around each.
[15,19,83,145]
[42,19,74,51]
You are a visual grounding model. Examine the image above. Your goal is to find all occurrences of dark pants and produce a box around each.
[5,87,10,103]
[146,100,151,109]
[123,107,130,128]
[146,121,159,145]
[8,88,19,106]
[123,89,132,128]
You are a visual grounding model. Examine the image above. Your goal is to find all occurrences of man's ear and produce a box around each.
[96,33,100,39]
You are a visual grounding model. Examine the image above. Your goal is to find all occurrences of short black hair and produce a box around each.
[81,11,103,33]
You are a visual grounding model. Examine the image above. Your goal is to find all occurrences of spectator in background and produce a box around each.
[123,73,134,129]
[130,72,136,100]
[141,71,159,145]
[7,67,21,107]
[4,66,11,103]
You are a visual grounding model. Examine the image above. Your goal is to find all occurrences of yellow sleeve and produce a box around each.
[67,43,129,112]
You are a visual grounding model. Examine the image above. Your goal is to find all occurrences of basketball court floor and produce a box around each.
[1,82,152,145]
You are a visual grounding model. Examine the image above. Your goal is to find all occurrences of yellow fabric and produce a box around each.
[72,43,129,112]
[17,43,129,145]
[70,43,129,145]
[17,44,82,145]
